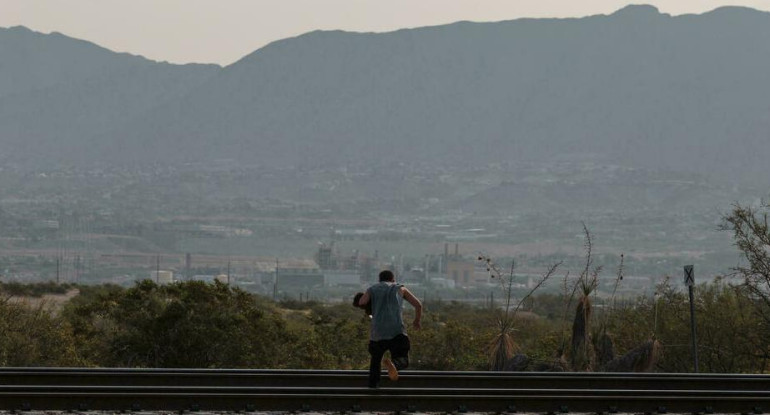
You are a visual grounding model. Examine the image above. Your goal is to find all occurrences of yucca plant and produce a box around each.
[594,253,625,369]
[480,255,560,370]
[594,249,662,372]
[569,223,600,371]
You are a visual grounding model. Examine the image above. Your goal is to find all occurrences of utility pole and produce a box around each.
[185,253,191,281]
[75,255,81,283]
[273,257,279,301]
[490,291,494,309]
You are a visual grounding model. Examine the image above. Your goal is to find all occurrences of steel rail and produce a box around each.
[1,369,769,413]
[2,368,770,389]
[1,385,769,413]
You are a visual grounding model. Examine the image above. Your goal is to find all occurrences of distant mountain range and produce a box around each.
[2,5,770,185]
[0,25,218,165]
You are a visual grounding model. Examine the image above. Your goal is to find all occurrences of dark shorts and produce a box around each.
[368,333,411,368]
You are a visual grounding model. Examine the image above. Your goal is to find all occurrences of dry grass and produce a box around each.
[5,289,79,313]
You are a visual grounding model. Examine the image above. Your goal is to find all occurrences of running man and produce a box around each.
[357,269,422,388]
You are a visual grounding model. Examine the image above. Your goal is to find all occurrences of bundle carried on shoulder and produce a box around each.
[353,292,373,316]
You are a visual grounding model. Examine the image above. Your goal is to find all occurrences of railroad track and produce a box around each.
[1,368,769,413]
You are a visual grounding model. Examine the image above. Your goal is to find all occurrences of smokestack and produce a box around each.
[455,243,459,257]
[444,243,449,262]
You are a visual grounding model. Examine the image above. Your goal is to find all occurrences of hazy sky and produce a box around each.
[3,0,770,65]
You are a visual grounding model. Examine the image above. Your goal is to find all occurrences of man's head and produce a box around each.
[379,269,395,282]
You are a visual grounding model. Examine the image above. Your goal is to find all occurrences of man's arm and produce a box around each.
[401,287,422,330]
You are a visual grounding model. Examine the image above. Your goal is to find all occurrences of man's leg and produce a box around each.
[382,355,399,381]
[368,340,387,388]
[390,334,411,371]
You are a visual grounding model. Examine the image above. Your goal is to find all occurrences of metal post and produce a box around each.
[688,285,699,372]
[684,265,699,373]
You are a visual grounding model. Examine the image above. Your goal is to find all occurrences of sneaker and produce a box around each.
[383,358,399,381]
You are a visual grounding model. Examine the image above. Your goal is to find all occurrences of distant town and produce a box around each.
[0,160,748,302]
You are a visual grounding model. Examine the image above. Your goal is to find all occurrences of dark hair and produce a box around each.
[379,270,395,282]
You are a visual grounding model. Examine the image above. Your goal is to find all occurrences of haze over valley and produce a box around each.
[1,5,768,296]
